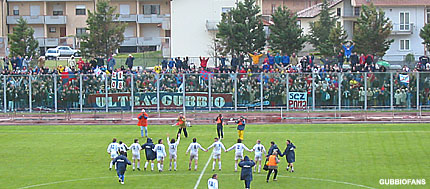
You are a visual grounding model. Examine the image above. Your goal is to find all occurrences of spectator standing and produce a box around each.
[107,54,116,72]
[68,56,76,68]
[200,56,209,69]
[342,42,355,62]
[125,54,135,70]
[249,52,263,65]
[290,53,298,67]
[161,58,168,70]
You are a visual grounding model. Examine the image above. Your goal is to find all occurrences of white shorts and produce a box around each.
[157,155,165,161]
[254,153,262,161]
[169,153,177,160]
[235,154,243,161]
[190,154,198,160]
[212,153,221,160]
[132,153,140,160]
[110,153,118,159]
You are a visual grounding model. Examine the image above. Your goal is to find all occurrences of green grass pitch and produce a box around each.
[1,123,429,188]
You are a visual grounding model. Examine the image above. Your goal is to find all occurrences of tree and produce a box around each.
[308,0,341,57]
[420,23,430,54]
[268,6,306,55]
[329,23,348,54]
[216,0,266,56]
[7,18,39,58]
[80,0,126,57]
[353,3,393,57]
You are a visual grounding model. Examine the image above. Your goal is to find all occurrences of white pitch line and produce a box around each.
[193,152,213,189]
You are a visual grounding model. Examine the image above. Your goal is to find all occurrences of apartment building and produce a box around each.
[3,0,171,56]
[260,0,321,16]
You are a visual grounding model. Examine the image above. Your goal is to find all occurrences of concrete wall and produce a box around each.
[171,0,237,57]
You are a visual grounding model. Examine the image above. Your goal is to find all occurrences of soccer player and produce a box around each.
[252,139,266,173]
[112,151,132,185]
[118,141,129,157]
[214,114,224,139]
[208,174,218,189]
[226,139,252,172]
[137,109,149,138]
[154,139,167,172]
[129,139,142,171]
[235,116,246,140]
[186,138,207,171]
[207,137,226,171]
[107,138,119,170]
[176,113,188,138]
[141,138,156,171]
[280,139,296,172]
[167,133,181,171]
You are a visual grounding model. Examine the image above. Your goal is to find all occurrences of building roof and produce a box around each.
[352,0,430,6]
[297,0,343,18]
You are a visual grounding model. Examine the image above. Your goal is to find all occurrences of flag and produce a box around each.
[61,71,77,85]
[399,74,409,84]
[200,70,212,81]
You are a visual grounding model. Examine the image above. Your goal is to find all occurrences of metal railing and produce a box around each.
[0,72,428,115]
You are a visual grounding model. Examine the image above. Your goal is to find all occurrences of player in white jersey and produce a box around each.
[153,139,166,172]
[186,138,207,171]
[118,141,129,157]
[129,139,142,171]
[226,139,252,172]
[167,133,181,171]
[107,138,119,170]
[252,139,266,173]
[207,138,226,171]
[208,174,219,189]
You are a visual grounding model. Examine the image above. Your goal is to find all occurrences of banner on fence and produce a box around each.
[288,92,307,109]
[87,92,233,108]
[399,74,409,84]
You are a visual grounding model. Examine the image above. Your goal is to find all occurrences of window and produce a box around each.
[76,28,87,36]
[222,7,232,13]
[354,7,360,16]
[337,8,341,16]
[49,27,56,33]
[13,6,19,15]
[76,5,86,15]
[53,5,63,15]
[271,4,276,14]
[143,5,160,15]
[400,12,410,31]
[400,39,410,50]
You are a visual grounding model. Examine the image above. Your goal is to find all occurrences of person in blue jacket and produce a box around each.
[342,42,355,62]
[239,156,255,189]
[112,151,132,185]
[282,54,290,67]
[267,53,275,66]
[141,138,156,171]
[274,53,282,65]
[280,140,296,172]
[168,58,175,69]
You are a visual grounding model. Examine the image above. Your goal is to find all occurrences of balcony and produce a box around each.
[206,20,219,31]
[391,23,414,35]
[121,37,138,46]
[343,11,359,20]
[137,37,161,46]
[114,14,137,22]
[37,38,59,47]
[7,16,45,24]
[45,16,67,25]
[137,14,170,24]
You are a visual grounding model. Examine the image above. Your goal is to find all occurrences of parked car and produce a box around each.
[45,49,60,60]
[47,46,80,57]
